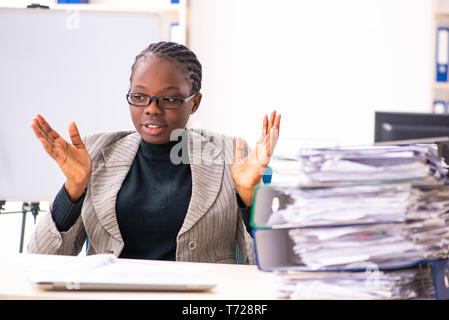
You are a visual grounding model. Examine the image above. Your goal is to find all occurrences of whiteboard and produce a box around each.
[0,7,162,201]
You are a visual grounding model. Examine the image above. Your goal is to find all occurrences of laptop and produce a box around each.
[28,271,216,291]
[27,255,216,292]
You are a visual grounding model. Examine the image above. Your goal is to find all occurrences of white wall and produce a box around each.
[188,0,432,149]
[0,0,434,254]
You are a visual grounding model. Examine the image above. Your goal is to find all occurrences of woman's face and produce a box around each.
[129,56,201,144]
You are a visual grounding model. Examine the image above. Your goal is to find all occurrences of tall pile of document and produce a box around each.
[254,143,449,299]
[294,144,447,184]
[274,264,437,299]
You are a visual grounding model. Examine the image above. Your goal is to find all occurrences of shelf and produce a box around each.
[433,82,449,89]
[434,10,449,16]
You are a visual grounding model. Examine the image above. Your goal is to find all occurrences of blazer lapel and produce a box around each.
[89,129,225,240]
[90,132,141,243]
[179,129,224,235]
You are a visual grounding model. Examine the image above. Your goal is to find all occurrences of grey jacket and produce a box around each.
[27,128,255,264]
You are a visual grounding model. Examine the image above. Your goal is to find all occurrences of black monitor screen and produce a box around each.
[374,111,449,162]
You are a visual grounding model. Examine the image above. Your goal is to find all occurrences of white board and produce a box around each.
[0,7,162,201]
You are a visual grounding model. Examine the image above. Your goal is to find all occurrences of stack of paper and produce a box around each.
[267,184,449,227]
[274,266,435,300]
[294,144,448,184]
[255,143,449,299]
[287,215,449,270]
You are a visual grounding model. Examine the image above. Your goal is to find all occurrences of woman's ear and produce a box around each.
[191,93,202,114]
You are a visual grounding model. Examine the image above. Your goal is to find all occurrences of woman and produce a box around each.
[28,41,281,264]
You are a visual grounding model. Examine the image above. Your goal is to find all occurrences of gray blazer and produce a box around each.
[27,128,255,264]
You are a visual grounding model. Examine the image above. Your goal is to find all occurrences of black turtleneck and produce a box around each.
[50,132,253,260]
[115,137,192,260]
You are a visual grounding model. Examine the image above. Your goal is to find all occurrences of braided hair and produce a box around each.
[130,41,202,95]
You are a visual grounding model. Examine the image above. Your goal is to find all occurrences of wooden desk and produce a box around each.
[0,253,279,300]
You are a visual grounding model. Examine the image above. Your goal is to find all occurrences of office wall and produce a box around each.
[188,0,432,149]
[0,0,433,254]
[0,1,433,150]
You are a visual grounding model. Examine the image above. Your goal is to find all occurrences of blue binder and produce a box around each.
[57,0,89,3]
[425,259,449,300]
[436,27,449,82]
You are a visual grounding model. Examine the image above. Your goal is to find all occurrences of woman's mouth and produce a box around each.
[142,123,167,136]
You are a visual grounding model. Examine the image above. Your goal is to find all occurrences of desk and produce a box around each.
[0,254,279,300]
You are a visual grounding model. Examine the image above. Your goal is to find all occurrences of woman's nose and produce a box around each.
[144,98,161,115]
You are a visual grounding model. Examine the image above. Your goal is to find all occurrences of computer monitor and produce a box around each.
[374,111,449,162]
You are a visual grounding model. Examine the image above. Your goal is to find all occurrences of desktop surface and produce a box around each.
[0,253,278,300]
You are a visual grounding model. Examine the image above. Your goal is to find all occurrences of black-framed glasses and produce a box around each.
[126,91,197,110]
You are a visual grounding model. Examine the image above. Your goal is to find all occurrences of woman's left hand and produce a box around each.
[231,110,281,207]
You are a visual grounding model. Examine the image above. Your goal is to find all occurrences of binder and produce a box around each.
[252,215,449,300]
[436,27,449,82]
[251,142,449,299]
[169,22,181,43]
[251,184,449,299]
[426,259,449,300]
[433,100,448,113]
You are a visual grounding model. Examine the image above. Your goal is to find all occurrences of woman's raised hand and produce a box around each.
[31,114,92,202]
[231,110,281,207]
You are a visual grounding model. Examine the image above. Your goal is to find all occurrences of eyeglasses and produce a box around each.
[126,92,197,110]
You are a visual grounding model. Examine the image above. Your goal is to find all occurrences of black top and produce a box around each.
[50,133,253,260]
[115,137,192,260]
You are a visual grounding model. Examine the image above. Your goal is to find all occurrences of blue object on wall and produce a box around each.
[436,27,449,82]
[57,0,89,3]
[262,166,273,184]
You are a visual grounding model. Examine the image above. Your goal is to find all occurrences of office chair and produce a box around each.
[235,166,272,264]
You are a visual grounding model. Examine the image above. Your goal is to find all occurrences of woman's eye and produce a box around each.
[133,95,145,101]
[130,94,148,103]
[162,97,178,103]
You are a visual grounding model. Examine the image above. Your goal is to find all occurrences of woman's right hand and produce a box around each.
[31,114,92,202]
